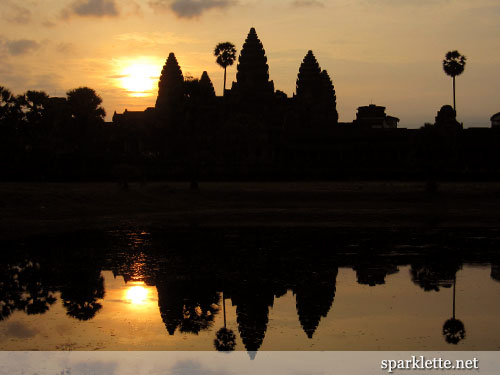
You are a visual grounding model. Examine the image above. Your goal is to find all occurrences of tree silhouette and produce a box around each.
[442,275,466,345]
[442,50,466,113]
[67,87,106,125]
[18,91,50,154]
[20,91,50,125]
[214,292,237,352]
[214,42,236,97]
[65,87,106,176]
[60,269,105,321]
[0,86,22,130]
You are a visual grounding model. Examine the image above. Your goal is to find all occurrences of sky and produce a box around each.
[0,0,499,127]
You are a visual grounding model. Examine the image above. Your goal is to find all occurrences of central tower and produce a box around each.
[231,28,274,106]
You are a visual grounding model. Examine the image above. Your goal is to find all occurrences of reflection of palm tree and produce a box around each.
[214,292,236,352]
[442,275,466,345]
[442,50,466,113]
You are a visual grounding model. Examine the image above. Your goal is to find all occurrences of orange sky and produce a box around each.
[1,0,499,127]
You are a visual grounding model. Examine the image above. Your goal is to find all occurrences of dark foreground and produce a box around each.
[2,181,500,240]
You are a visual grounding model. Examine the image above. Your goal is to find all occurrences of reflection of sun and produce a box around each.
[120,63,158,97]
[125,284,149,305]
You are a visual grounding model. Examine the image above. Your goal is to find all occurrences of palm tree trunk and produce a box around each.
[223,67,227,97]
[452,275,456,319]
[453,76,456,113]
[223,292,227,328]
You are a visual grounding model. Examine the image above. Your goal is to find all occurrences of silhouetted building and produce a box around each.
[354,264,399,286]
[231,286,274,354]
[354,104,399,129]
[155,52,184,117]
[231,27,274,107]
[410,262,461,292]
[435,105,462,130]
[112,108,156,126]
[491,264,500,282]
[491,112,500,128]
[199,71,216,100]
[293,267,338,338]
[295,50,338,126]
[156,280,219,336]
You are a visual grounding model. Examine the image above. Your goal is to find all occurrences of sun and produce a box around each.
[125,285,149,305]
[120,63,159,97]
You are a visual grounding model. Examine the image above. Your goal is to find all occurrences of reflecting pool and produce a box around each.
[1,227,500,352]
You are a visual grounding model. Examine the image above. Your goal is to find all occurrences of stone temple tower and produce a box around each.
[155,52,184,117]
[231,28,274,107]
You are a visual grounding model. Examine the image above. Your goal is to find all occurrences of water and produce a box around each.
[1,227,500,352]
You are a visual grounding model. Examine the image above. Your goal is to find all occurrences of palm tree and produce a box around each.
[442,275,466,344]
[214,292,236,352]
[442,50,466,114]
[214,42,237,97]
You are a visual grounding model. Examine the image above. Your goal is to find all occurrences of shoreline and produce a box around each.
[2,181,500,240]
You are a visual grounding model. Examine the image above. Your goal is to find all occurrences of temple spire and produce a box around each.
[231,27,274,105]
[296,50,338,125]
[155,52,184,116]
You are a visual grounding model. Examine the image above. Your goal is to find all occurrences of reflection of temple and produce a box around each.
[293,267,338,338]
[4,228,500,353]
[410,261,461,292]
[354,263,399,286]
[491,264,500,282]
[156,279,219,335]
[229,283,275,355]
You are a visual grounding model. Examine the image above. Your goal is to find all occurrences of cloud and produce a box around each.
[4,39,40,55]
[115,31,200,48]
[56,42,77,55]
[63,0,119,18]
[4,322,39,339]
[291,0,325,7]
[149,0,235,19]
[1,1,32,24]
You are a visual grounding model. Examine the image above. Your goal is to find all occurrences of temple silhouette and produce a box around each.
[1,27,500,181]
[109,27,500,182]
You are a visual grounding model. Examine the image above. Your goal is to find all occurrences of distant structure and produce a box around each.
[491,112,500,128]
[354,104,399,129]
[296,50,338,126]
[231,28,275,107]
[199,71,216,99]
[435,105,462,130]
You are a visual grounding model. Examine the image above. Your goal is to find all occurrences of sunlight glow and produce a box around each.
[120,63,159,97]
[125,285,149,305]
